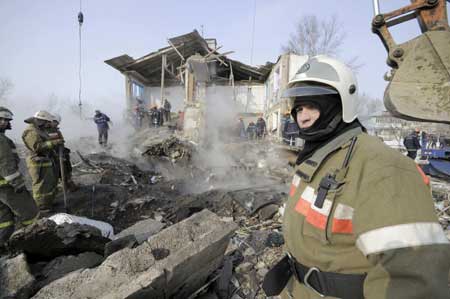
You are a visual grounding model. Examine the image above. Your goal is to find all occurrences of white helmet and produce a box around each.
[34,110,54,122]
[0,107,13,120]
[283,55,358,123]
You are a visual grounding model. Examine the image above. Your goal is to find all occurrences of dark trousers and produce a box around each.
[0,187,38,246]
[407,150,417,159]
[164,110,171,122]
[98,128,108,146]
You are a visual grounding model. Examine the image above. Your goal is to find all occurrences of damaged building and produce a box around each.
[105,30,307,140]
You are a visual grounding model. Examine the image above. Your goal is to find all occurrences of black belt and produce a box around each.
[289,254,366,298]
[263,254,366,298]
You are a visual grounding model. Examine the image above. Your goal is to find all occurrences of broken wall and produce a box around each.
[145,85,185,111]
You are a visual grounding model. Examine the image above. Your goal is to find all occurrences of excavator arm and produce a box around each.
[372,0,450,124]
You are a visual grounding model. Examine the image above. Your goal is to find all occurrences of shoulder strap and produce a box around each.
[296,127,362,182]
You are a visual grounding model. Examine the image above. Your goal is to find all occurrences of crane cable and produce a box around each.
[250,0,256,65]
[77,0,84,119]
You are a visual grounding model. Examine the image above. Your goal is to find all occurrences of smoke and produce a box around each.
[5,93,128,149]
[183,84,279,193]
[199,84,240,169]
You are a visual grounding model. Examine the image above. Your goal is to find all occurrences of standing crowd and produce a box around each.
[236,116,267,140]
[133,98,172,129]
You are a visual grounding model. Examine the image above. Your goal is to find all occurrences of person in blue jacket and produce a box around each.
[93,110,111,147]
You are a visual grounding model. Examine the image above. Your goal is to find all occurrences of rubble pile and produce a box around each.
[29,210,236,299]
[10,131,450,298]
[2,133,293,298]
[142,135,193,162]
[432,178,450,239]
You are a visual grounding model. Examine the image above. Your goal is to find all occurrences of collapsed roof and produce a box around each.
[105,30,273,85]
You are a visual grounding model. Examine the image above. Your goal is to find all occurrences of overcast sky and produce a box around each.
[1,0,446,116]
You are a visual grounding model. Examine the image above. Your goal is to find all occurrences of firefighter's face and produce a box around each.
[295,104,320,129]
[0,118,12,130]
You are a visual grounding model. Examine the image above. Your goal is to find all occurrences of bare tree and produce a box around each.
[282,15,344,56]
[0,78,13,104]
[282,15,362,70]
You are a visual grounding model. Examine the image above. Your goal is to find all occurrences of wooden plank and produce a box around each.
[167,39,186,62]
[161,54,166,103]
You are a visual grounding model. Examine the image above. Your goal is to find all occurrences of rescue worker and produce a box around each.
[158,105,165,126]
[163,99,172,122]
[246,121,257,140]
[256,116,266,139]
[403,128,421,159]
[47,114,78,192]
[263,56,450,299]
[149,106,160,127]
[93,110,111,146]
[134,99,146,129]
[0,107,38,246]
[22,110,61,210]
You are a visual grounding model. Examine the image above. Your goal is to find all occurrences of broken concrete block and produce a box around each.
[104,235,138,257]
[231,190,283,215]
[113,218,164,244]
[0,253,35,299]
[34,252,103,291]
[258,204,279,220]
[8,219,110,261]
[32,209,237,299]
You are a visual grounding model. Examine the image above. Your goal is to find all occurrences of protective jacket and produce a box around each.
[256,118,266,136]
[282,129,450,299]
[46,127,73,184]
[22,123,58,208]
[94,113,110,130]
[164,100,171,111]
[403,132,421,150]
[0,133,38,244]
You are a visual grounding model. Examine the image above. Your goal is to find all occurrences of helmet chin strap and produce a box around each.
[297,114,342,141]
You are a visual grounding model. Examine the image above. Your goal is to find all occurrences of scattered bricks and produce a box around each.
[0,254,35,299]
[32,209,237,299]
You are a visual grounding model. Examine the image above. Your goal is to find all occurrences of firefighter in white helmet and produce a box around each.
[0,107,38,246]
[22,110,63,210]
[263,55,450,299]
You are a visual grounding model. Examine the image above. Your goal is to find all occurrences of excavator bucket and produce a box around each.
[384,30,450,124]
[372,0,450,123]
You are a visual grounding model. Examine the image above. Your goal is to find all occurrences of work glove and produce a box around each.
[49,138,65,148]
[9,176,26,193]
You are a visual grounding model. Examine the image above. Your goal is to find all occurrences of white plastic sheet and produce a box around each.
[49,213,114,239]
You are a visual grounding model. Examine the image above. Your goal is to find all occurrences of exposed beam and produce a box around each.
[167,39,186,62]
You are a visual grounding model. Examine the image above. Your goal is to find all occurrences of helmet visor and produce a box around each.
[282,85,338,98]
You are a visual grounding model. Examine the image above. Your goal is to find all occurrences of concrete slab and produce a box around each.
[32,209,237,299]
[0,254,35,299]
[114,218,164,244]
